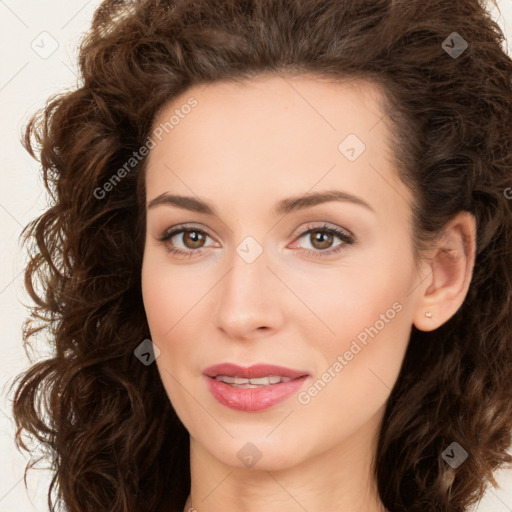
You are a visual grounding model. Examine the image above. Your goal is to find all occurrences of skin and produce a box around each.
[141,73,476,512]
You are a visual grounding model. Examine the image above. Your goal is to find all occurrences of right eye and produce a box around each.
[157,224,218,257]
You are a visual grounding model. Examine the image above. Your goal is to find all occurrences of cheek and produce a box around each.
[295,244,414,389]
[141,253,207,339]
[141,253,218,410]
[141,257,200,412]
[309,292,410,398]
[296,261,411,344]
[141,261,172,337]
[295,284,411,444]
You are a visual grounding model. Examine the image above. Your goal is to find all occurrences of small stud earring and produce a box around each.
[425,312,432,318]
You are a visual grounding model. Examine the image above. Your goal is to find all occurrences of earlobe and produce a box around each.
[413,212,477,332]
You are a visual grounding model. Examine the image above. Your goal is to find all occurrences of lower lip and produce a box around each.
[205,375,309,412]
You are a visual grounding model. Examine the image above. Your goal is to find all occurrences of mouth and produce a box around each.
[203,363,310,411]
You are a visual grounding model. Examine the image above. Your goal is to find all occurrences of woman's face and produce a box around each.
[141,74,424,472]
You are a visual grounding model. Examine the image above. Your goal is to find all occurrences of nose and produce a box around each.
[213,246,285,340]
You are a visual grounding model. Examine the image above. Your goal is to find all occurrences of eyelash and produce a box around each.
[156,223,355,259]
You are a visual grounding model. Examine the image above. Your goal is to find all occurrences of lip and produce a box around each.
[203,363,309,380]
[203,363,310,412]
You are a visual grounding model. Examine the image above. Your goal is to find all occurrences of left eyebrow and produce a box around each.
[274,190,375,215]
[146,190,375,215]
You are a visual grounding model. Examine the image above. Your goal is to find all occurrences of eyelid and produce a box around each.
[290,221,354,241]
[157,223,217,246]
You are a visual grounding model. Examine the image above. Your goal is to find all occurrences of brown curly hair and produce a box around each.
[10,0,512,511]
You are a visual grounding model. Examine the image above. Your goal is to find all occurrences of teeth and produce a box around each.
[218,376,236,384]
[214,375,294,386]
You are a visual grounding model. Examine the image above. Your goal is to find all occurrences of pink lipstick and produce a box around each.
[203,363,309,412]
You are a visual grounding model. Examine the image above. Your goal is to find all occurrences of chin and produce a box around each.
[198,433,309,472]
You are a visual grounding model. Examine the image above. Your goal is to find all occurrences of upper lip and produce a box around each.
[203,363,309,379]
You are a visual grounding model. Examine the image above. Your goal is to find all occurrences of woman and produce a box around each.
[11,0,512,511]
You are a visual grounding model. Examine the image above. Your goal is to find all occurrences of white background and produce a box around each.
[1,1,511,511]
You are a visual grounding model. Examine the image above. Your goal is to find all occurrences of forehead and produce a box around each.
[151,73,388,144]
[144,73,410,216]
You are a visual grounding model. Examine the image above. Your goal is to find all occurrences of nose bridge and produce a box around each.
[214,238,282,335]
[224,239,270,309]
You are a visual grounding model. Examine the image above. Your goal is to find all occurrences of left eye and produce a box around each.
[291,224,355,254]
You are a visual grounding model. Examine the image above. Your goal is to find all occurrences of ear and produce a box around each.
[413,211,477,332]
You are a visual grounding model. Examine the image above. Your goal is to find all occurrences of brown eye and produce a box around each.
[157,226,215,256]
[180,230,206,249]
[292,223,355,257]
[309,229,336,250]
